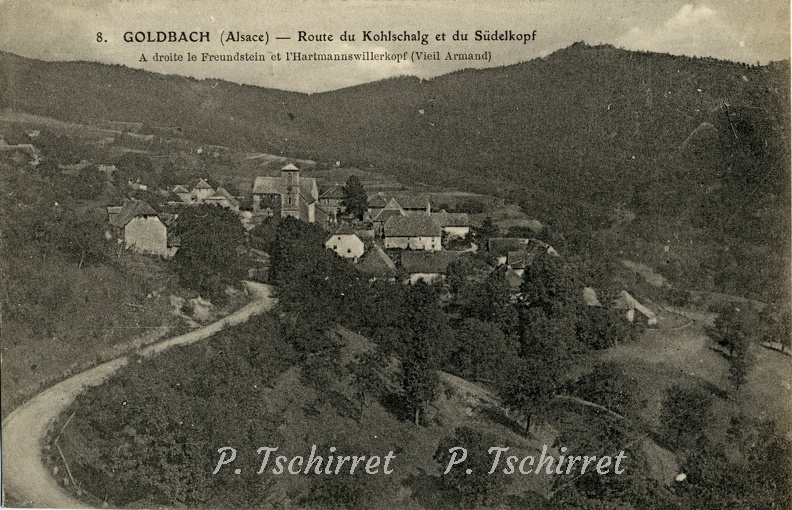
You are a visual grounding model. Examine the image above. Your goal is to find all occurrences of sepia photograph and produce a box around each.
[1,0,790,508]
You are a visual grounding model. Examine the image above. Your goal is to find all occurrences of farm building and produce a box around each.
[612,291,658,326]
[384,214,442,251]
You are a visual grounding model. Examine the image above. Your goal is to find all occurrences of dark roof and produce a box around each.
[368,192,389,209]
[384,214,441,237]
[331,223,357,235]
[356,245,398,278]
[372,207,406,223]
[194,178,213,190]
[391,193,430,210]
[507,250,537,269]
[492,264,523,293]
[252,174,318,198]
[488,237,532,254]
[319,185,345,199]
[108,199,160,228]
[488,237,555,256]
[433,210,470,228]
[205,187,240,208]
[400,251,464,274]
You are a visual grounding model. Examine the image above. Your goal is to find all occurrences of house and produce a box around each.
[612,291,658,326]
[371,198,406,236]
[204,187,240,211]
[489,237,560,266]
[491,264,524,298]
[107,199,178,258]
[356,245,398,281]
[325,226,365,261]
[173,185,192,203]
[583,287,603,307]
[400,251,464,284]
[432,210,471,238]
[391,194,431,215]
[506,251,535,276]
[383,214,442,251]
[252,163,319,223]
[367,192,390,218]
[193,178,215,202]
[319,185,345,216]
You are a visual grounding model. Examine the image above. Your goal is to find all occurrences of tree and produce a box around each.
[499,360,556,435]
[571,362,646,418]
[520,252,581,317]
[51,209,107,267]
[659,385,712,449]
[171,204,246,301]
[727,352,751,390]
[475,216,499,242]
[341,175,368,220]
[449,318,518,382]
[433,427,506,508]
[113,153,156,187]
[706,307,750,357]
[347,351,387,420]
[401,359,438,426]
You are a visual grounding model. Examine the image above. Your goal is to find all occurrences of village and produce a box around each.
[94,155,658,325]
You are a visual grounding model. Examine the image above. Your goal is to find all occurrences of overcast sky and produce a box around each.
[0,0,788,93]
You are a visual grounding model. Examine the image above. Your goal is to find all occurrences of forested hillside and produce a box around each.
[1,43,789,301]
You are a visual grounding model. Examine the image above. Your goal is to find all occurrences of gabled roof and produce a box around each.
[172,185,189,193]
[433,210,470,228]
[109,199,160,228]
[488,237,558,257]
[368,192,389,208]
[252,176,280,194]
[194,178,213,190]
[391,193,430,210]
[612,291,656,319]
[372,201,406,222]
[330,223,358,236]
[384,214,441,237]
[252,175,318,199]
[319,185,345,199]
[400,251,464,274]
[507,250,538,269]
[281,163,299,171]
[205,187,240,208]
[492,264,523,293]
[356,245,398,278]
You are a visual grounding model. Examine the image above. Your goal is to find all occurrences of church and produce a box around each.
[252,163,320,222]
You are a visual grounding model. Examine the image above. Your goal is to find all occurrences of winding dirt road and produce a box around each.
[2,282,275,509]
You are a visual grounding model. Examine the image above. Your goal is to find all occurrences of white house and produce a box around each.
[432,210,471,238]
[325,227,365,261]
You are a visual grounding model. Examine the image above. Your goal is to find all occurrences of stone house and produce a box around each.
[383,214,442,251]
[107,199,178,258]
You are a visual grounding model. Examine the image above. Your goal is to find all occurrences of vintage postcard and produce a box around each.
[1,1,790,508]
